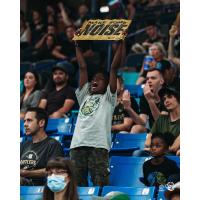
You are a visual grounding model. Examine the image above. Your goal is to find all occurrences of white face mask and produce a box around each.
[47,174,67,192]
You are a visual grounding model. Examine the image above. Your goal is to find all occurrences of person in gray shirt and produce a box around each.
[70,40,124,186]
[20,70,41,119]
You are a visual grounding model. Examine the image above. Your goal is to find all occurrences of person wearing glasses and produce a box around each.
[43,157,79,200]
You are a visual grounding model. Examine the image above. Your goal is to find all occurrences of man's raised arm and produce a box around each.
[109,41,124,93]
[75,41,88,89]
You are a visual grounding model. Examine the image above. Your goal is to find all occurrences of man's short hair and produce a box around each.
[151,132,175,147]
[26,107,48,130]
[92,68,110,83]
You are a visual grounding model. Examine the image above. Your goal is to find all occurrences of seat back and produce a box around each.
[46,117,73,135]
[101,186,155,200]
[124,84,143,97]
[20,186,43,200]
[166,156,180,168]
[20,62,33,80]
[78,186,100,200]
[33,59,57,73]
[110,133,147,156]
[120,71,139,85]
[109,156,149,187]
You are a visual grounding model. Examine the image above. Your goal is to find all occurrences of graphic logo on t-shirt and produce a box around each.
[147,171,167,186]
[20,151,38,169]
[80,96,101,117]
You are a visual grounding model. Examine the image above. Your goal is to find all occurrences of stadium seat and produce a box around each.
[46,117,73,135]
[119,71,139,85]
[101,186,156,200]
[20,186,43,200]
[20,62,33,80]
[33,59,57,73]
[109,156,150,187]
[157,185,168,200]
[110,133,147,156]
[20,119,25,136]
[78,186,100,200]
[166,156,180,168]
[124,84,143,97]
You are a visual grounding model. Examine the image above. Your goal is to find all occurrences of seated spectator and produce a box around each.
[134,86,180,156]
[52,25,94,64]
[29,10,46,46]
[112,76,139,133]
[20,107,64,185]
[20,70,42,119]
[39,62,76,118]
[142,21,166,50]
[142,133,180,186]
[20,17,31,50]
[43,157,79,200]
[167,12,180,70]
[35,33,58,61]
[136,42,171,85]
[123,68,167,133]
[74,3,91,28]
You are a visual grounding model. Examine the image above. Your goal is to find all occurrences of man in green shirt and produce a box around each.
[145,86,180,155]
[134,86,180,156]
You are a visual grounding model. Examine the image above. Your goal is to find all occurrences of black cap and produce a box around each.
[159,86,180,102]
[52,61,74,75]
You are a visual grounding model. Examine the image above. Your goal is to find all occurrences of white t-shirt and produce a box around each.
[70,83,117,150]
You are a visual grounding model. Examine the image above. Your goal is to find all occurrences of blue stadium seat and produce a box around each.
[20,186,43,200]
[119,71,139,85]
[109,156,150,187]
[166,156,180,168]
[157,186,167,200]
[33,59,57,73]
[78,186,100,200]
[124,84,143,97]
[46,117,73,135]
[20,186,100,200]
[20,119,25,136]
[101,186,156,200]
[110,133,147,156]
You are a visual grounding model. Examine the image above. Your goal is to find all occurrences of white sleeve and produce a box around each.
[75,82,90,105]
[106,85,117,109]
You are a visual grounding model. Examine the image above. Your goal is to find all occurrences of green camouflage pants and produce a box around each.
[70,147,110,186]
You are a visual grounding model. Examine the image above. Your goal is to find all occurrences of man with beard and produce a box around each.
[39,62,76,118]
[20,107,64,185]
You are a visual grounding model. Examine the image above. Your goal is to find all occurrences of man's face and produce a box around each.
[24,112,40,136]
[146,25,157,37]
[146,70,164,93]
[66,27,75,40]
[52,69,68,85]
[46,36,54,48]
[163,94,179,111]
[47,26,56,35]
[90,73,108,94]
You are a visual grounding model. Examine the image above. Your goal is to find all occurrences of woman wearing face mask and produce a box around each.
[43,157,79,200]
